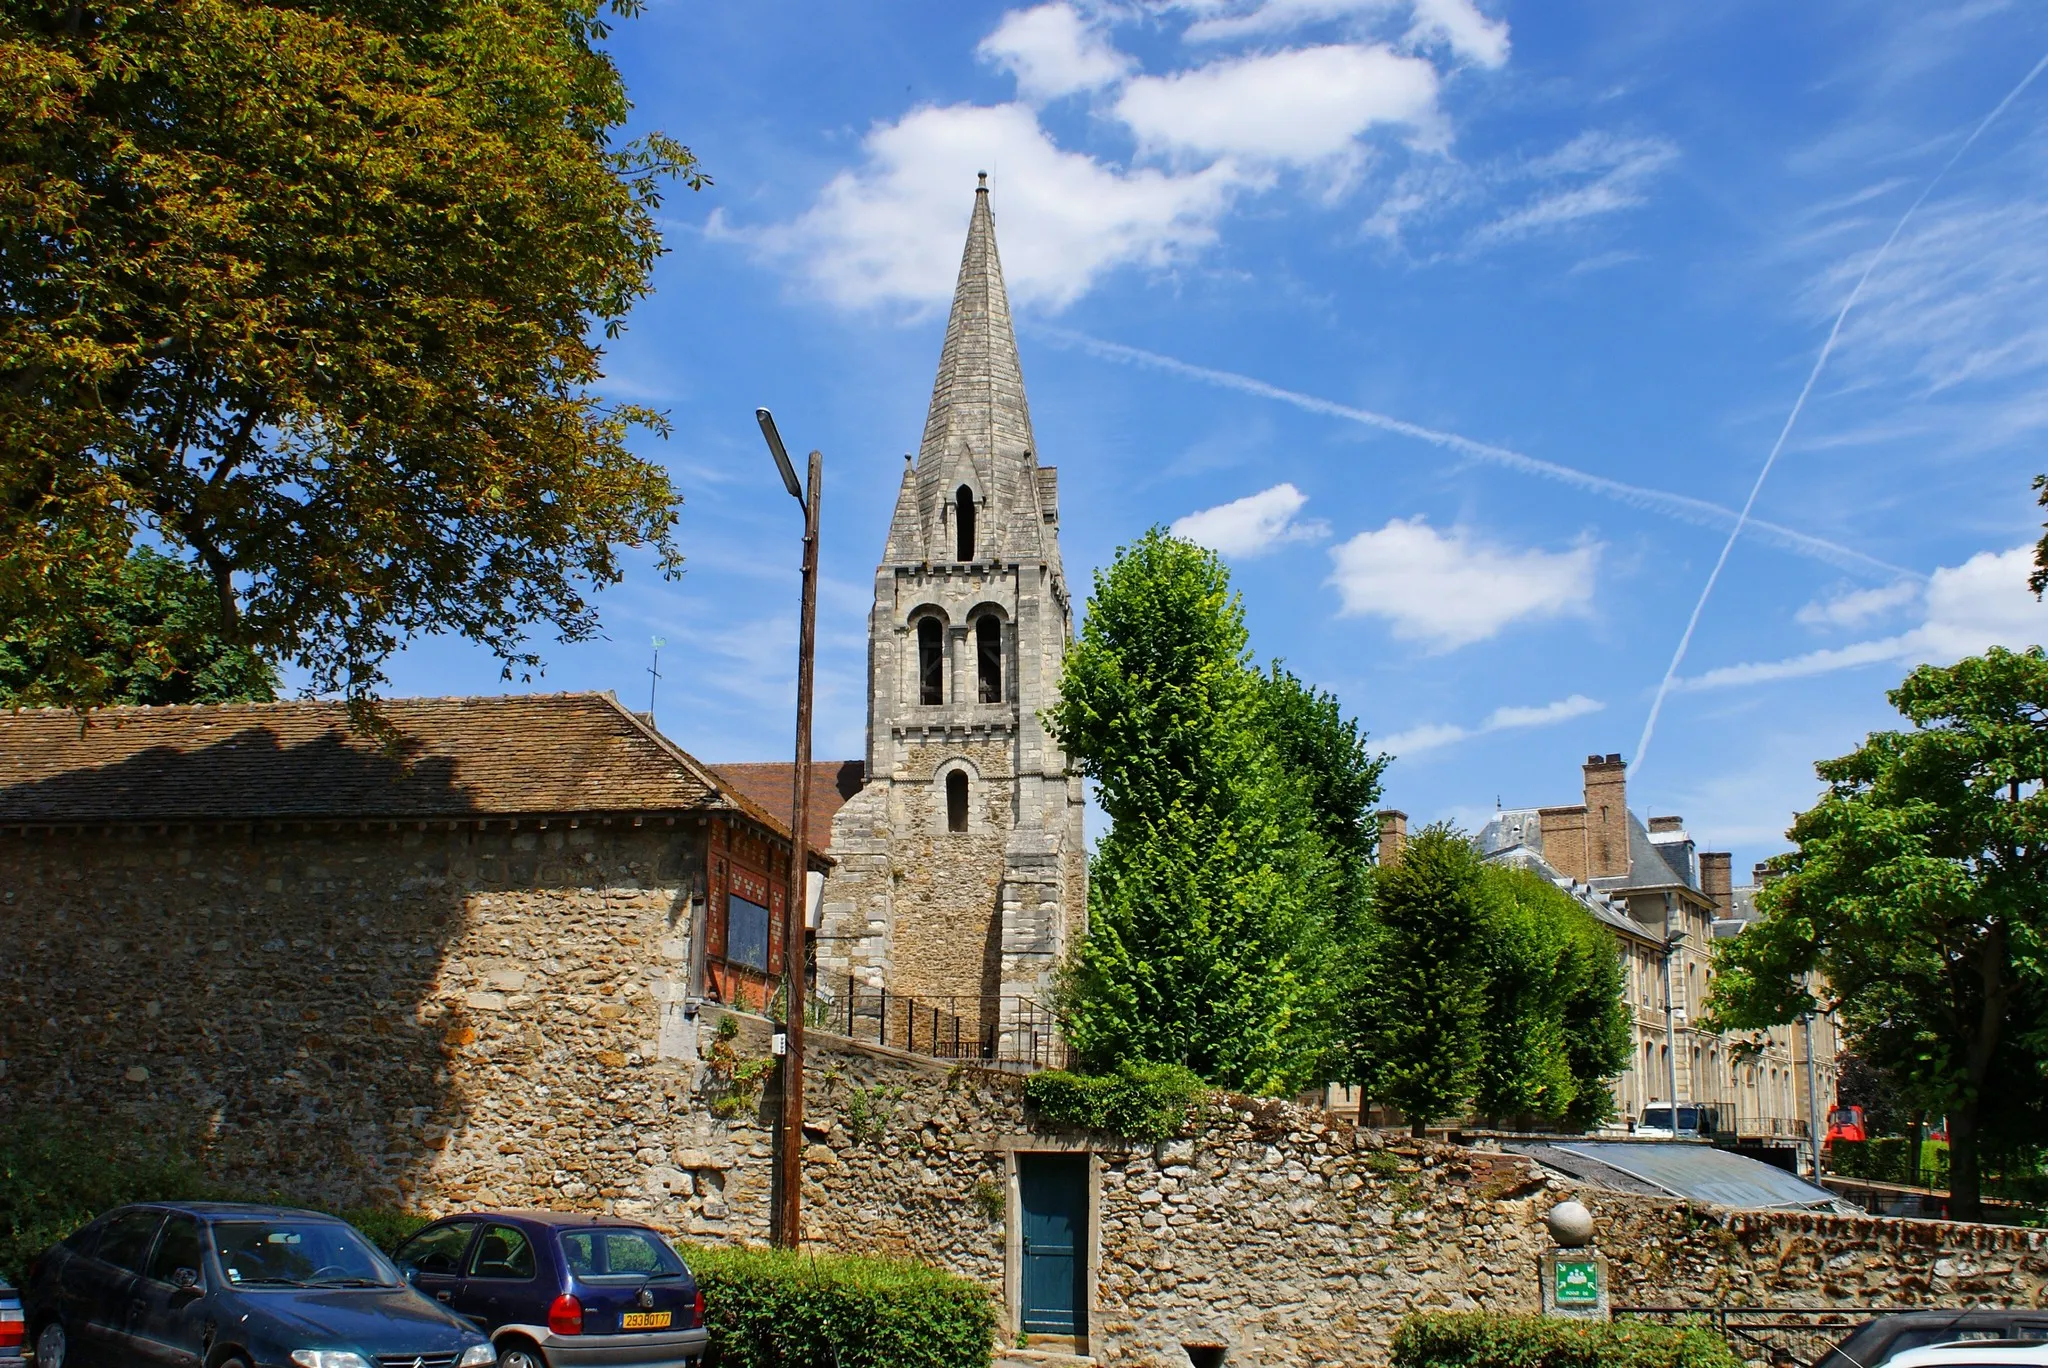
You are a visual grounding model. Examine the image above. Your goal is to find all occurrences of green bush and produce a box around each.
[1393,1312,1742,1368]
[681,1242,994,1368]
[1022,1061,1209,1142]
[0,1116,426,1282]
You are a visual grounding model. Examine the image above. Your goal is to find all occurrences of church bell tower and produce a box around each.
[811,176,1087,1050]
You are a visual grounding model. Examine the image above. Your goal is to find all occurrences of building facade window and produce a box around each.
[976,615,1002,703]
[918,617,944,705]
[956,486,976,561]
[947,770,969,832]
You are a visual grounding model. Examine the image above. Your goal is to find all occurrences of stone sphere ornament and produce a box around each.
[1546,1200,1596,1248]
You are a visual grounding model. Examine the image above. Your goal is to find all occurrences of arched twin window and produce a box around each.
[946,770,969,833]
[955,486,976,562]
[918,618,943,705]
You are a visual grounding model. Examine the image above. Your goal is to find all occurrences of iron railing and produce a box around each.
[800,972,1072,1072]
[1615,1305,1878,1368]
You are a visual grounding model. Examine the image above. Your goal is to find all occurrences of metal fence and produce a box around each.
[1615,1305,1874,1368]
[801,972,1072,1072]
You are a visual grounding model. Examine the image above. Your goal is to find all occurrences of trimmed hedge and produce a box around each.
[1022,1060,1209,1142]
[681,1242,995,1368]
[1393,1312,1742,1368]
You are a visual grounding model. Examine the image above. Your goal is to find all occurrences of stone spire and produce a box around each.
[918,173,1035,471]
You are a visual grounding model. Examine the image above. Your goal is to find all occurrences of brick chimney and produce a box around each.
[1752,861,1778,887]
[1583,752,1628,880]
[1377,810,1408,867]
[1700,851,1733,916]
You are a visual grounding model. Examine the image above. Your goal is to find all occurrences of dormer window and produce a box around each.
[955,486,976,561]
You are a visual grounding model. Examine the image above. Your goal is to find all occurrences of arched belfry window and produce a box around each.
[946,770,969,832]
[976,615,1002,703]
[917,617,943,705]
[955,485,976,562]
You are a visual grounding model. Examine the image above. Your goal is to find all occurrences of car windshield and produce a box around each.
[559,1229,687,1280]
[213,1220,398,1288]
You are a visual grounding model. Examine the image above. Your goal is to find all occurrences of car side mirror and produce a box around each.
[403,1267,418,1284]
[172,1268,201,1291]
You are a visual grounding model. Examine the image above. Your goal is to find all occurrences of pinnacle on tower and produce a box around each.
[917,177,1035,471]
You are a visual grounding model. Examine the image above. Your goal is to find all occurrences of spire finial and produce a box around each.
[976,171,988,190]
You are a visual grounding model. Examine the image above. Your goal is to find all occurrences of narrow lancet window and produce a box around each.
[976,616,1002,703]
[918,618,943,705]
[947,770,969,832]
[955,486,976,561]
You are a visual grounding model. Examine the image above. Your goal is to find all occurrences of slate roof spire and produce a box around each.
[917,173,1035,472]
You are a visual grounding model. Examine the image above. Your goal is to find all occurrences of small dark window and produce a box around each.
[976,616,1002,703]
[918,617,943,705]
[955,486,976,561]
[946,771,968,832]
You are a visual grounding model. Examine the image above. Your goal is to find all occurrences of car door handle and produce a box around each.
[436,1291,452,1301]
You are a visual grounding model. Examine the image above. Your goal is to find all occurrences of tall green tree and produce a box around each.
[1259,662,1388,934]
[1473,865,1631,1128]
[1048,529,1339,1096]
[2,0,702,709]
[1707,647,2048,1218]
[1348,824,1493,1134]
[0,545,274,704]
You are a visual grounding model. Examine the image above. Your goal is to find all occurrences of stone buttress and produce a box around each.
[812,178,1087,1053]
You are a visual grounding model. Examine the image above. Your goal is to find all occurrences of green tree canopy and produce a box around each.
[0,546,274,705]
[1259,661,1388,933]
[1474,865,1631,1130]
[2,0,700,708]
[1348,824,1492,1133]
[1048,529,1340,1096]
[1706,647,2048,1218]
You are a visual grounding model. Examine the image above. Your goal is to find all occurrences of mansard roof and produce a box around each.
[0,692,808,845]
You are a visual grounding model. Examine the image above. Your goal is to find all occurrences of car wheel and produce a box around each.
[497,1343,548,1368]
[33,1321,66,1368]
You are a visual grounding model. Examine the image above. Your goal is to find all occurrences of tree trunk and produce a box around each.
[1409,1118,1426,1139]
[1946,1103,1982,1221]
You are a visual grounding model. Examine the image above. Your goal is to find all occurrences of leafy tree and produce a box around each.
[1348,824,1493,1134]
[1706,647,2048,1218]
[1259,661,1388,933]
[0,546,274,705]
[1048,529,1339,1096]
[1472,866,1630,1128]
[1,0,701,709]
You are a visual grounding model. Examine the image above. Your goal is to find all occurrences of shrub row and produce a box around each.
[1022,1060,1209,1142]
[1393,1312,1743,1368]
[682,1242,995,1368]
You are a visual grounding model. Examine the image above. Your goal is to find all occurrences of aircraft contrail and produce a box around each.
[1632,44,2048,779]
[1034,326,1916,580]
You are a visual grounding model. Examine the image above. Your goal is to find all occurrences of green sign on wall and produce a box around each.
[1554,1259,1600,1304]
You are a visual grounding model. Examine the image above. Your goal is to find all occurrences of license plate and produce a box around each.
[622,1311,672,1330]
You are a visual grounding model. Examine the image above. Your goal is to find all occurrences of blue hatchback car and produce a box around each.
[21,1202,496,1368]
[390,1213,707,1368]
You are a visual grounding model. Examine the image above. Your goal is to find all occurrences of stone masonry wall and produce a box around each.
[8,826,2046,1367]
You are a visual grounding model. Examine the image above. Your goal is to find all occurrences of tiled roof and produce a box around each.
[0,693,790,831]
[712,761,866,835]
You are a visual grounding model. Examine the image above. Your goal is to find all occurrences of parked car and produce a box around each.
[1,1283,26,1368]
[1817,1311,2048,1368]
[1635,1103,1718,1139]
[1887,1345,2048,1368]
[21,1201,497,1368]
[390,1212,708,1367]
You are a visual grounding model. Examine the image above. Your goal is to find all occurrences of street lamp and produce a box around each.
[756,406,821,1250]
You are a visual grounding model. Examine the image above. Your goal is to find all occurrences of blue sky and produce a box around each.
[375,0,2048,877]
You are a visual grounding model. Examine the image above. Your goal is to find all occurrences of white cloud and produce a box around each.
[735,103,1245,310]
[1384,693,1605,755]
[978,4,1132,103]
[1171,482,1330,556]
[1795,579,1921,629]
[1115,45,1441,167]
[1468,133,1679,247]
[1180,0,1508,69]
[1677,545,2048,692]
[1326,516,1601,650]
